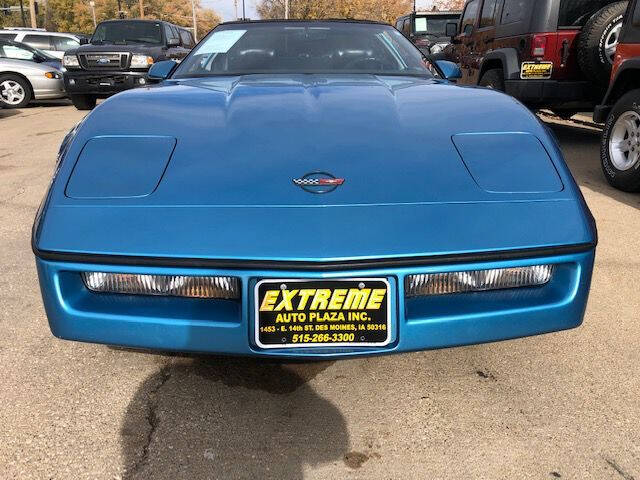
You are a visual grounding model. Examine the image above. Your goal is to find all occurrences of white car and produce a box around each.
[0,29,82,59]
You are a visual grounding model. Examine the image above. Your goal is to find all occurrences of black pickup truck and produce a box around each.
[62,19,194,110]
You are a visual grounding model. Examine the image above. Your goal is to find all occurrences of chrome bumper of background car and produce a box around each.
[35,247,595,358]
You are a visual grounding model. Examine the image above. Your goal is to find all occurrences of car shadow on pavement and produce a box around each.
[547,121,640,210]
[120,357,345,480]
[0,108,20,119]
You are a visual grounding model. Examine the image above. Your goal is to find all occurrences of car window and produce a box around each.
[0,43,35,60]
[174,23,432,78]
[414,15,460,35]
[22,34,52,49]
[500,0,527,24]
[402,19,411,35]
[0,33,17,41]
[53,36,79,51]
[92,21,163,45]
[479,0,498,28]
[179,30,194,48]
[460,0,479,34]
[165,24,179,43]
[558,0,621,27]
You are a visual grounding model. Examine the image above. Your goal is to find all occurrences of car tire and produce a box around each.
[70,94,97,110]
[601,89,640,192]
[478,68,505,91]
[577,1,628,86]
[0,74,32,109]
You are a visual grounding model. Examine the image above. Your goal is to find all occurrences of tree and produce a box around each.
[431,0,465,10]
[16,0,220,35]
[257,0,413,25]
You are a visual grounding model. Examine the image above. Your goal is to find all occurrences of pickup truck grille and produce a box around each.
[78,53,130,70]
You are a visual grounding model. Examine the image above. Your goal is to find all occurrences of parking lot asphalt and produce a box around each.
[1,103,639,480]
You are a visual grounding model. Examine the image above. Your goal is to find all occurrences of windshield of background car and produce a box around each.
[0,41,53,61]
[91,21,163,45]
[173,22,432,77]
[413,16,459,35]
[558,0,621,27]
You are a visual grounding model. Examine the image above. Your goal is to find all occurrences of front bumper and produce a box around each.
[31,77,66,100]
[36,247,595,359]
[63,70,148,96]
[504,80,596,107]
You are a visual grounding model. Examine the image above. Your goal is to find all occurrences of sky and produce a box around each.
[202,0,436,22]
[202,0,258,21]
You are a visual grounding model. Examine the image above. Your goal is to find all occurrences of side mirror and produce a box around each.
[445,22,458,38]
[79,37,89,45]
[167,38,180,47]
[148,60,177,81]
[435,60,462,81]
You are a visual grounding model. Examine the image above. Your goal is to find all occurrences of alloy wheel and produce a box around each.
[609,110,640,171]
[0,80,26,106]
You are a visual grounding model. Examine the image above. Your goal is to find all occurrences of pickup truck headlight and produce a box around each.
[130,54,154,68]
[62,54,80,68]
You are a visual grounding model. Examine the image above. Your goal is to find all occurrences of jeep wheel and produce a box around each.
[601,89,640,192]
[479,69,505,91]
[70,94,97,111]
[577,1,628,86]
[0,74,32,108]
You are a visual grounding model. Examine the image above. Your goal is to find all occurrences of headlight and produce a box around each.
[62,54,79,68]
[44,71,61,79]
[130,54,154,68]
[82,272,240,299]
[405,265,554,296]
[429,43,448,55]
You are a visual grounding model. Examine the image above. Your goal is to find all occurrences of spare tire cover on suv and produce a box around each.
[577,1,628,85]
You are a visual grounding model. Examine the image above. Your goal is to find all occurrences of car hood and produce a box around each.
[35,74,596,262]
[0,57,56,73]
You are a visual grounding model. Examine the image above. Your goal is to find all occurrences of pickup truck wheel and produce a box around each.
[478,69,505,91]
[577,1,627,86]
[70,94,97,111]
[0,74,32,108]
[601,89,640,192]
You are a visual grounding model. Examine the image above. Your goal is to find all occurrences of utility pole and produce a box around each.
[29,0,36,27]
[285,0,289,19]
[242,0,245,19]
[138,0,143,18]
[233,0,238,20]
[89,0,96,27]
[190,0,197,41]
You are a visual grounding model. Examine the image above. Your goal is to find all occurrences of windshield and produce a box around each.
[413,16,459,35]
[173,22,431,78]
[91,21,163,45]
[0,40,55,61]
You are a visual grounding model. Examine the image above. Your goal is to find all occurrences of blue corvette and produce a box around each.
[33,20,597,358]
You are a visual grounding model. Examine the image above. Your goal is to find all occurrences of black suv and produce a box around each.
[447,0,628,116]
[62,19,194,110]
[395,11,461,55]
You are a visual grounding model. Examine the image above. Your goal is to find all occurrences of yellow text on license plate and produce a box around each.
[520,62,553,79]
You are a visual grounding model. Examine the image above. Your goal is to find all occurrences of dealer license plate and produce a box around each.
[254,278,391,348]
[520,61,553,79]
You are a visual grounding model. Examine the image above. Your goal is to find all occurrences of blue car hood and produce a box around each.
[35,75,596,262]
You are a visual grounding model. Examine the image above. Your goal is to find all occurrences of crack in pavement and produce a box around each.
[604,457,636,480]
[127,363,173,477]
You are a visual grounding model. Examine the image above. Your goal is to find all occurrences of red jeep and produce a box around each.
[594,0,640,191]
[447,0,628,116]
